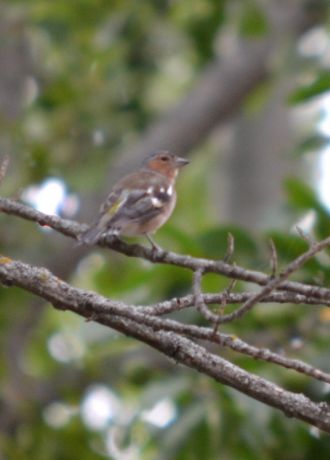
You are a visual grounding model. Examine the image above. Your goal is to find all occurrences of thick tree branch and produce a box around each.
[0,255,329,385]
[0,256,329,433]
[100,317,330,433]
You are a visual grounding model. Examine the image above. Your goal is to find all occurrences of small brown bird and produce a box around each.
[78,151,189,246]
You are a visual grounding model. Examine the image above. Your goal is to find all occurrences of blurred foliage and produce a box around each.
[294,133,330,156]
[289,70,330,104]
[0,0,330,459]
[239,0,268,37]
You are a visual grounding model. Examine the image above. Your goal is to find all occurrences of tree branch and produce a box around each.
[0,255,329,432]
[1,196,330,303]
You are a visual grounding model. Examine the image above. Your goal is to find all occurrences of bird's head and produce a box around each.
[143,151,189,180]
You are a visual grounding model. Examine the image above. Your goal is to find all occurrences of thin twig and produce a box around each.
[296,226,314,245]
[202,235,330,325]
[269,238,278,278]
[0,155,10,186]
[140,291,327,316]
[224,232,235,263]
[193,269,221,325]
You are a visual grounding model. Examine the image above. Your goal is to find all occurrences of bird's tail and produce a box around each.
[77,223,105,246]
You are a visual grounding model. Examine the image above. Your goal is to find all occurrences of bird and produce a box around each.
[78,151,189,247]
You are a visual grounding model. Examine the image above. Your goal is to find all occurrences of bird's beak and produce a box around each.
[175,156,190,168]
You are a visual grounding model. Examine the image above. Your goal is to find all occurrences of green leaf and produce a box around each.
[285,178,330,238]
[289,71,330,104]
[285,177,320,210]
[294,133,330,155]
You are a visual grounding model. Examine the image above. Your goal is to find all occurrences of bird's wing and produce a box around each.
[105,186,169,225]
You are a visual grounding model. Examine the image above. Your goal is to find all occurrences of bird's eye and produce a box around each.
[160,156,169,162]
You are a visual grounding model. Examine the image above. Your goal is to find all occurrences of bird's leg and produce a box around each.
[145,234,162,253]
